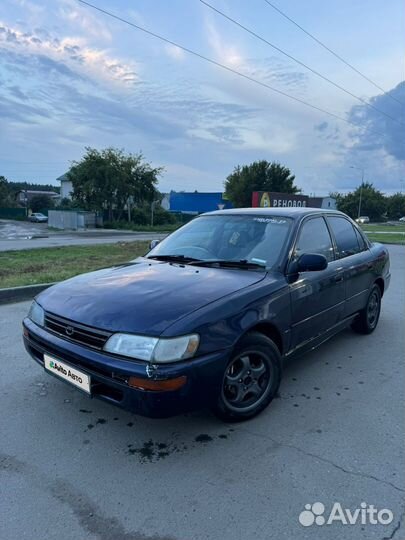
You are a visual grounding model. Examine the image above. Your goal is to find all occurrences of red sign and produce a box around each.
[252,191,309,208]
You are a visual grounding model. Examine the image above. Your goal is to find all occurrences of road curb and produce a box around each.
[0,282,55,305]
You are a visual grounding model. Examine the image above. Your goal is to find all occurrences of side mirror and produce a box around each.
[296,253,328,272]
[149,239,160,250]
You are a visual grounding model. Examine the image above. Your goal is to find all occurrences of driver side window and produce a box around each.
[294,217,334,262]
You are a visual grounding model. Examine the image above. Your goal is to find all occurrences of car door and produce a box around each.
[288,216,345,351]
[326,216,374,318]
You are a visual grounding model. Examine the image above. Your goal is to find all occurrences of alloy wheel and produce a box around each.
[222,351,272,412]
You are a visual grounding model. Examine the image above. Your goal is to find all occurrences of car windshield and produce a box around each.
[147,214,292,268]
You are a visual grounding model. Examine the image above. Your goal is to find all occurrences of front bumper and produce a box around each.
[23,318,231,418]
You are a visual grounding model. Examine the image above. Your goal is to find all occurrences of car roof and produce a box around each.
[202,207,346,219]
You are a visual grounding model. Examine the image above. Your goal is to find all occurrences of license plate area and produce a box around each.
[44,354,91,394]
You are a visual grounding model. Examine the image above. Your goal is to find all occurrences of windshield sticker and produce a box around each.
[229,231,241,245]
[253,217,288,224]
[251,258,267,265]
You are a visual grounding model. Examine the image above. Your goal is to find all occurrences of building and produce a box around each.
[16,190,60,207]
[252,191,336,210]
[167,191,233,214]
[307,196,337,210]
[48,210,97,230]
[58,173,73,200]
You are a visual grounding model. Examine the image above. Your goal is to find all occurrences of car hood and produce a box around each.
[37,259,266,335]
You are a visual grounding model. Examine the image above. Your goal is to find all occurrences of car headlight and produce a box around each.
[103,333,199,363]
[28,300,45,327]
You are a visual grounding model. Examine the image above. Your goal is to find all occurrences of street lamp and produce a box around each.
[350,166,365,219]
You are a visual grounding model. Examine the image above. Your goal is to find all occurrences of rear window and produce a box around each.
[328,217,361,258]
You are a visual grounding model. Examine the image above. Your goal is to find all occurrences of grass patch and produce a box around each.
[103,222,182,233]
[366,233,405,245]
[361,223,405,233]
[0,241,150,289]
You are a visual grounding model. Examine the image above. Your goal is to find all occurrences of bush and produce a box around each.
[131,207,150,225]
[30,194,55,213]
[150,206,177,225]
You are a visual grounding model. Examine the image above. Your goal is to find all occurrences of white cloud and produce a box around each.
[58,0,112,42]
[165,43,186,61]
[0,21,140,88]
[205,19,243,67]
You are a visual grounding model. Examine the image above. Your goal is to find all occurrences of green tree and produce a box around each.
[224,160,299,207]
[68,148,163,220]
[0,176,15,207]
[386,192,405,220]
[335,183,387,221]
[30,194,55,213]
[0,176,9,206]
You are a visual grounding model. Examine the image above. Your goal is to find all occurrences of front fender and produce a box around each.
[162,273,291,356]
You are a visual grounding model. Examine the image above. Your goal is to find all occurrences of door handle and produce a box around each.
[334,275,344,283]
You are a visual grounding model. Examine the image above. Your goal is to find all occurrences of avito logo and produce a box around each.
[299,502,393,527]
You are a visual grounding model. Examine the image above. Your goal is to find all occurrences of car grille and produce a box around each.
[44,312,112,350]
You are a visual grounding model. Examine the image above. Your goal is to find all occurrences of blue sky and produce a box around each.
[0,0,404,195]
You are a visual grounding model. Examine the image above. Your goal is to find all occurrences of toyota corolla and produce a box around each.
[23,208,390,421]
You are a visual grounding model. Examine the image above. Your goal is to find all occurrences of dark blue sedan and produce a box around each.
[23,208,390,421]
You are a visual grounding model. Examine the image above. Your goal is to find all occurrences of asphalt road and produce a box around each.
[0,220,166,251]
[1,245,404,540]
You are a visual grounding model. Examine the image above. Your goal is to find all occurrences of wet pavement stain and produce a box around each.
[195,434,213,443]
[95,418,106,425]
[127,440,180,462]
[126,429,233,463]
[126,422,134,427]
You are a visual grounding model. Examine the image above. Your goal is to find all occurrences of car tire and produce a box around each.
[213,332,282,422]
[351,284,381,335]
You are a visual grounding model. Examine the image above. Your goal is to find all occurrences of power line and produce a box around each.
[77,0,387,138]
[200,0,405,127]
[263,0,404,108]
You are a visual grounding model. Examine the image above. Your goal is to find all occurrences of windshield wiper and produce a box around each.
[146,254,201,263]
[189,259,266,270]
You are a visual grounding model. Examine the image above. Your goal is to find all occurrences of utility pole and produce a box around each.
[350,166,365,218]
[127,197,132,222]
[151,200,159,226]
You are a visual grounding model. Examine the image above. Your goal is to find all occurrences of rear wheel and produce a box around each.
[213,332,281,422]
[351,284,381,334]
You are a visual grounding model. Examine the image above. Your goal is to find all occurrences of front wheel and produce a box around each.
[213,332,282,422]
[351,284,381,334]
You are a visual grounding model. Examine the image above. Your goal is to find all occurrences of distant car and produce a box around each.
[29,213,48,223]
[399,217,405,222]
[23,208,390,422]
[356,216,370,224]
